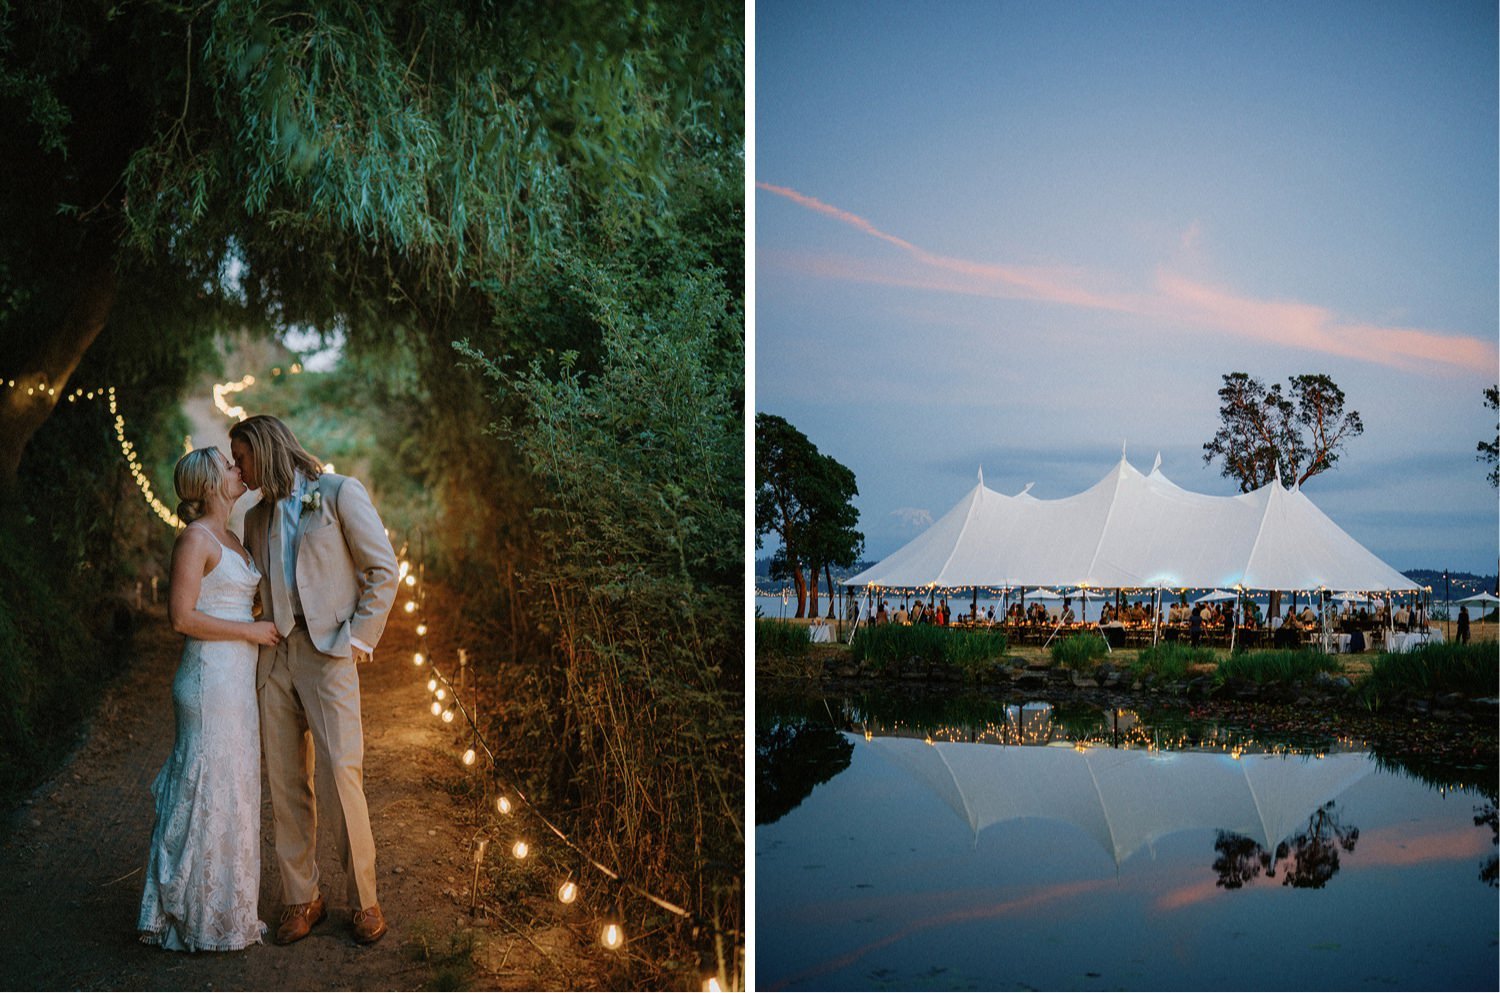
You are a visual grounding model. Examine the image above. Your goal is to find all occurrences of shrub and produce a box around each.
[1050,633,1109,671]
[1359,640,1499,710]
[1214,649,1342,685]
[1134,642,1216,680]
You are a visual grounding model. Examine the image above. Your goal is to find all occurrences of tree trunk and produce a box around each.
[0,260,118,489]
[791,564,808,618]
[807,561,822,619]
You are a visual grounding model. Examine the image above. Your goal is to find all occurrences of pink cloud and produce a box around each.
[758,182,1497,375]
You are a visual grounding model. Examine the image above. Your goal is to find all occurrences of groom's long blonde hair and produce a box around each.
[229,415,324,503]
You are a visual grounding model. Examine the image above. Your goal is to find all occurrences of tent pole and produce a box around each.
[1152,587,1161,647]
[1230,589,1240,653]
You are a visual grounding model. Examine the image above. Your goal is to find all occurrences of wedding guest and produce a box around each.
[1457,605,1471,644]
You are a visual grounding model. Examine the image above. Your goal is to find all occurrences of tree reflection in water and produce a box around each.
[757,717,854,825]
[1475,801,1497,887]
[1213,801,1359,890]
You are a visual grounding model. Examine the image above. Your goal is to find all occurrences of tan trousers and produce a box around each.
[259,625,378,910]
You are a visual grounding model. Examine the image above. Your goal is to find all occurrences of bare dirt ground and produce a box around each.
[0,587,618,991]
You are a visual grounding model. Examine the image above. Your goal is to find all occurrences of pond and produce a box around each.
[756,691,1498,991]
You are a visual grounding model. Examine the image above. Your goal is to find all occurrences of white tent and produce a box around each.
[867,735,1374,866]
[846,457,1417,593]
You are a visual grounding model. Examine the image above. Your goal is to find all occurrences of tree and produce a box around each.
[755,414,863,618]
[0,0,739,486]
[1202,372,1364,492]
[1479,385,1499,489]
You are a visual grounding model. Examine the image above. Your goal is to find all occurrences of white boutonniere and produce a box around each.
[300,490,322,517]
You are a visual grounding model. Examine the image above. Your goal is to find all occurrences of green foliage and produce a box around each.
[851,625,1007,676]
[1359,641,1500,710]
[756,619,811,660]
[1133,642,1217,680]
[754,413,863,615]
[453,148,743,974]
[1202,372,1364,492]
[1050,632,1109,671]
[1214,649,1343,686]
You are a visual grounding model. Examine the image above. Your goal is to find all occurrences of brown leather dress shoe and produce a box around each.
[352,903,388,945]
[275,893,326,945]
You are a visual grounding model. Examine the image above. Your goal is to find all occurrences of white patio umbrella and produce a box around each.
[1457,591,1500,604]
[1193,589,1239,604]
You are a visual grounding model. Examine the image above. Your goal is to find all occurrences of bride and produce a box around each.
[136,448,281,951]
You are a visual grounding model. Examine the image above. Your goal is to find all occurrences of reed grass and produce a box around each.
[1214,648,1343,685]
[1133,642,1217,680]
[1049,632,1109,671]
[851,625,1007,677]
[1359,640,1499,710]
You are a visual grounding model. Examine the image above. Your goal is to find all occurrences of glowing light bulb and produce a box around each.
[442,709,455,723]
[405,574,416,587]
[496,796,512,815]
[399,560,410,578]
[416,623,428,636]
[404,601,416,614]
[463,748,476,766]
[431,701,442,716]
[426,678,437,692]
[601,923,623,949]
[435,688,446,701]
[413,652,425,666]
[557,881,577,904]
[512,841,528,859]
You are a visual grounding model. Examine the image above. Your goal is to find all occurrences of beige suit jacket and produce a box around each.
[244,473,398,684]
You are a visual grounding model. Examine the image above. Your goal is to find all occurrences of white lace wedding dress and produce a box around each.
[137,529,267,951]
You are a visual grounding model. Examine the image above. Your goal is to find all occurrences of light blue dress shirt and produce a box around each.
[281,472,306,618]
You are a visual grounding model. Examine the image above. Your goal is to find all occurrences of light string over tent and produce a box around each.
[399,533,741,992]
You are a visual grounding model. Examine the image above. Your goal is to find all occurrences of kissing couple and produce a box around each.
[135,414,399,951]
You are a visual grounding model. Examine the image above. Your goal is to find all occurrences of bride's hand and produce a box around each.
[247,620,282,647]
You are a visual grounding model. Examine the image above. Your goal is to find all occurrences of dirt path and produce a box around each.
[0,587,603,990]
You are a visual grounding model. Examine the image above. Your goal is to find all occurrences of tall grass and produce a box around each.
[1050,633,1109,671]
[1133,642,1217,680]
[1214,649,1343,685]
[1359,640,1499,710]
[851,625,1007,676]
[756,619,812,658]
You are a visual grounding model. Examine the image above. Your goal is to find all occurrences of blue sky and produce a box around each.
[755,0,1499,575]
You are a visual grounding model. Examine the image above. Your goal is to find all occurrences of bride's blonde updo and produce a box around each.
[174,448,226,524]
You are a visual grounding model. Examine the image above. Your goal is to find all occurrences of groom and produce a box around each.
[230,415,399,945]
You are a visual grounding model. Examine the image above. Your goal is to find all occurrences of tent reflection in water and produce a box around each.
[865,734,1374,868]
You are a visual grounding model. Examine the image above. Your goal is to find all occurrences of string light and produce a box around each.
[413,651,425,666]
[211,375,255,421]
[408,555,741,988]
